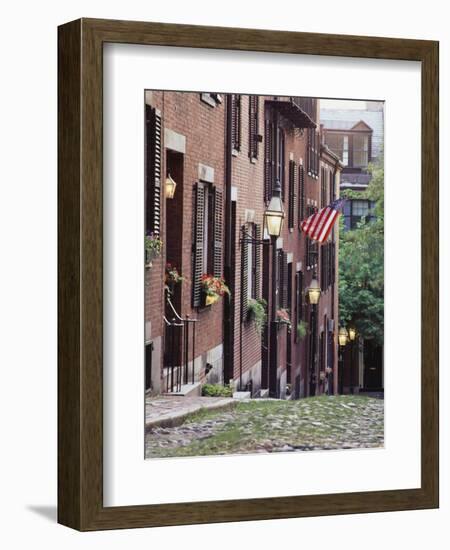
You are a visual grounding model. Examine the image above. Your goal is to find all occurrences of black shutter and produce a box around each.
[295,270,303,343]
[278,129,285,200]
[213,187,223,277]
[298,164,305,226]
[241,226,248,321]
[307,128,312,175]
[254,224,262,299]
[288,160,296,229]
[231,94,241,151]
[145,105,162,235]
[249,96,259,160]
[192,183,205,307]
[279,251,288,309]
[264,119,274,202]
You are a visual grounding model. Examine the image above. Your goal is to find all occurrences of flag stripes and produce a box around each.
[300,199,345,244]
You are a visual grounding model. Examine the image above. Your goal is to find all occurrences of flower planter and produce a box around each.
[205,294,219,306]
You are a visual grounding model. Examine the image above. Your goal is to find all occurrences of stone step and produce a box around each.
[163,382,202,398]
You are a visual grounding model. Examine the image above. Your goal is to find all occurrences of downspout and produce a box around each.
[223,95,234,384]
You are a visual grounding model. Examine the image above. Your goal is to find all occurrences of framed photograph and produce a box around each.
[58,18,438,531]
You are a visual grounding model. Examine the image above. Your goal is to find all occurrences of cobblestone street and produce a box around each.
[145,395,384,459]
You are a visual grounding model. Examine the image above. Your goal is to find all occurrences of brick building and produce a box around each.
[144,91,342,399]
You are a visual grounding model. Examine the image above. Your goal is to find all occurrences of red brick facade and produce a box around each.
[144,91,342,398]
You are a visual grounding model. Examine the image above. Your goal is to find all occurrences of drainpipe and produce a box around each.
[223,95,234,384]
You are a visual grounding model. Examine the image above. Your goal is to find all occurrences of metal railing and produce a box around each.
[163,294,197,393]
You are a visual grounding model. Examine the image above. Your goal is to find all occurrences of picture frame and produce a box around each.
[58,18,439,531]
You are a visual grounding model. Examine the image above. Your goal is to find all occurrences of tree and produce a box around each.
[338,155,384,345]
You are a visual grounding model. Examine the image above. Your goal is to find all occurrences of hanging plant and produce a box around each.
[165,263,185,285]
[201,274,230,306]
[247,298,267,335]
[276,308,291,328]
[145,233,163,266]
[296,320,308,340]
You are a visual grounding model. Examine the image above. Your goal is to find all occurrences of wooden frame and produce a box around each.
[58,18,439,531]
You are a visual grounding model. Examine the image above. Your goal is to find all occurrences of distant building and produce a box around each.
[321,101,383,230]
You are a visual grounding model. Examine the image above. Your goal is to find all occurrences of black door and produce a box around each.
[363,340,383,390]
[145,342,154,391]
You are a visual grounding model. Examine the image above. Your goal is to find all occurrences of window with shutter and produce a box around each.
[145,105,162,236]
[254,224,262,299]
[213,187,223,277]
[278,128,286,200]
[264,119,275,202]
[192,182,205,307]
[241,226,249,321]
[278,250,289,309]
[231,94,241,152]
[295,270,303,342]
[298,163,305,227]
[288,160,296,229]
[249,96,259,161]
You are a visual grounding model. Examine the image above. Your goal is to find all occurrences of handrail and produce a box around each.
[164,291,197,392]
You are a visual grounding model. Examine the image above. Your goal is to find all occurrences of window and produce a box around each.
[145,105,162,236]
[288,160,297,229]
[353,134,369,167]
[241,223,262,320]
[343,199,375,230]
[305,206,318,269]
[264,118,285,202]
[320,167,328,208]
[231,94,241,152]
[295,270,304,343]
[325,133,348,166]
[278,250,288,310]
[200,92,223,107]
[298,163,305,226]
[307,128,320,177]
[192,182,223,307]
[277,127,286,199]
[249,95,259,161]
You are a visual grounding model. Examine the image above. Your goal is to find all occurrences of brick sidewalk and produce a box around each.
[145,395,236,431]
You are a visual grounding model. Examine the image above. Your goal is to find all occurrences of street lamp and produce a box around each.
[165,174,177,199]
[338,325,349,346]
[307,272,321,396]
[264,180,285,238]
[348,327,356,342]
[265,179,285,397]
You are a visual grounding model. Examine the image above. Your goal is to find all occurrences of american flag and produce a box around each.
[300,198,345,244]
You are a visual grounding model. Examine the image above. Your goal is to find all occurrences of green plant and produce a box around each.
[247,298,267,334]
[296,320,308,340]
[201,383,233,398]
[145,232,163,263]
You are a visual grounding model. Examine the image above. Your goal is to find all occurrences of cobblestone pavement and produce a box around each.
[145,395,384,459]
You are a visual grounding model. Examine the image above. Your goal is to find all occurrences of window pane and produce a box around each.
[353,134,368,167]
[352,200,369,216]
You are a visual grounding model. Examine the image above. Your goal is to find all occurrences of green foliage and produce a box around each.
[297,320,308,340]
[145,233,163,256]
[201,383,233,398]
[247,298,267,334]
[339,154,384,345]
